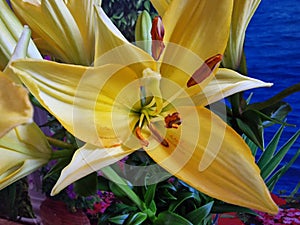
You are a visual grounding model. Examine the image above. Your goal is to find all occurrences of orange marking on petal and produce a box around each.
[187,54,223,88]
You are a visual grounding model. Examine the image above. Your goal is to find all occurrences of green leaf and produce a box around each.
[125,212,148,225]
[97,176,110,191]
[109,181,127,198]
[159,181,177,192]
[74,172,97,196]
[257,125,284,168]
[290,182,300,197]
[169,192,200,212]
[109,214,130,224]
[154,211,193,225]
[144,183,157,207]
[243,135,258,156]
[251,109,293,127]
[160,188,177,202]
[266,148,300,191]
[261,130,300,180]
[236,110,264,149]
[247,83,300,111]
[261,102,292,127]
[212,203,257,215]
[44,157,72,180]
[186,201,214,225]
[143,0,151,11]
[101,166,145,211]
[148,200,157,215]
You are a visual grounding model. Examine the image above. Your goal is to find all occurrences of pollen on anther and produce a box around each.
[165,112,182,129]
[135,127,149,147]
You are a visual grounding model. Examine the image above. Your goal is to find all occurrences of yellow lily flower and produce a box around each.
[0,24,37,136]
[0,0,41,70]
[0,25,51,190]
[150,0,171,17]
[222,0,261,69]
[11,0,278,213]
[10,0,101,65]
[0,123,52,189]
[0,72,33,137]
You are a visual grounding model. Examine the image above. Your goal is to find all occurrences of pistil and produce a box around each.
[148,123,169,147]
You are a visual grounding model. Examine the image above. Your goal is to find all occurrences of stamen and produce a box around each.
[187,54,223,88]
[140,86,146,107]
[151,16,165,60]
[165,112,182,129]
[135,127,149,147]
[148,123,169,147]
[138,113,145,128]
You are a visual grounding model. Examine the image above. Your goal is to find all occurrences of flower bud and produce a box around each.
[135,10,152,55]
[0,123,52,190]
[151,16,165,60]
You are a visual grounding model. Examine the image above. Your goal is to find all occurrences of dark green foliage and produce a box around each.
[0,178,35,221]
[102,0,157,42]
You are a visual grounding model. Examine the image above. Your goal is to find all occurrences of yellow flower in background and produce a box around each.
[0,24,37,136]
[150,0,171,16]
[11,0,278,213]
[0,0,41,70]
[0,123,52,189]
[0,25,51,190]
[222,0,261,70]
[10,0,101,65]
[0,72,33,137]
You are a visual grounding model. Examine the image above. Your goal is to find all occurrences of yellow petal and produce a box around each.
[51,143,134,195]
[223,0,261,69]
[0,72,33,137]
[159,49,222,100]
[10,0,89,65]
[11,59,140,147]
[150,0,171,16]
[94,5,155,72]
[0,0,41,70]
[174,68,273,106]
[65,0,101,63]
[0,123,51,189]
[158,0,233,98]
[146,106,278,213]
[162,0,233,60]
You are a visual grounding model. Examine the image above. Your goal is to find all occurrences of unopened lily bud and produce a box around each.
[151,16,165,60]
[0,123,52,190]
[135,10,152,55]
[0,0,41,70]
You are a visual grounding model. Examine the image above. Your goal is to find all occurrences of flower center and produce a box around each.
[133,68,181,148]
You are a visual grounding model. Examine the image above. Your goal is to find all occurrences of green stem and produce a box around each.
[230,93,241,116]
[230,50,248,116]
[101,166,145,211]
[46,136,74,149]
[247,83,300,111]
[50,149,74,160]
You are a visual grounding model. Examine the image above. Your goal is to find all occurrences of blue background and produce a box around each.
[245,0,299,194]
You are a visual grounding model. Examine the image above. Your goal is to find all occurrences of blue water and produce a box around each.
[244,0,300,194]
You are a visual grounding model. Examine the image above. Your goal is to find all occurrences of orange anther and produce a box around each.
[187,54,223,87]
